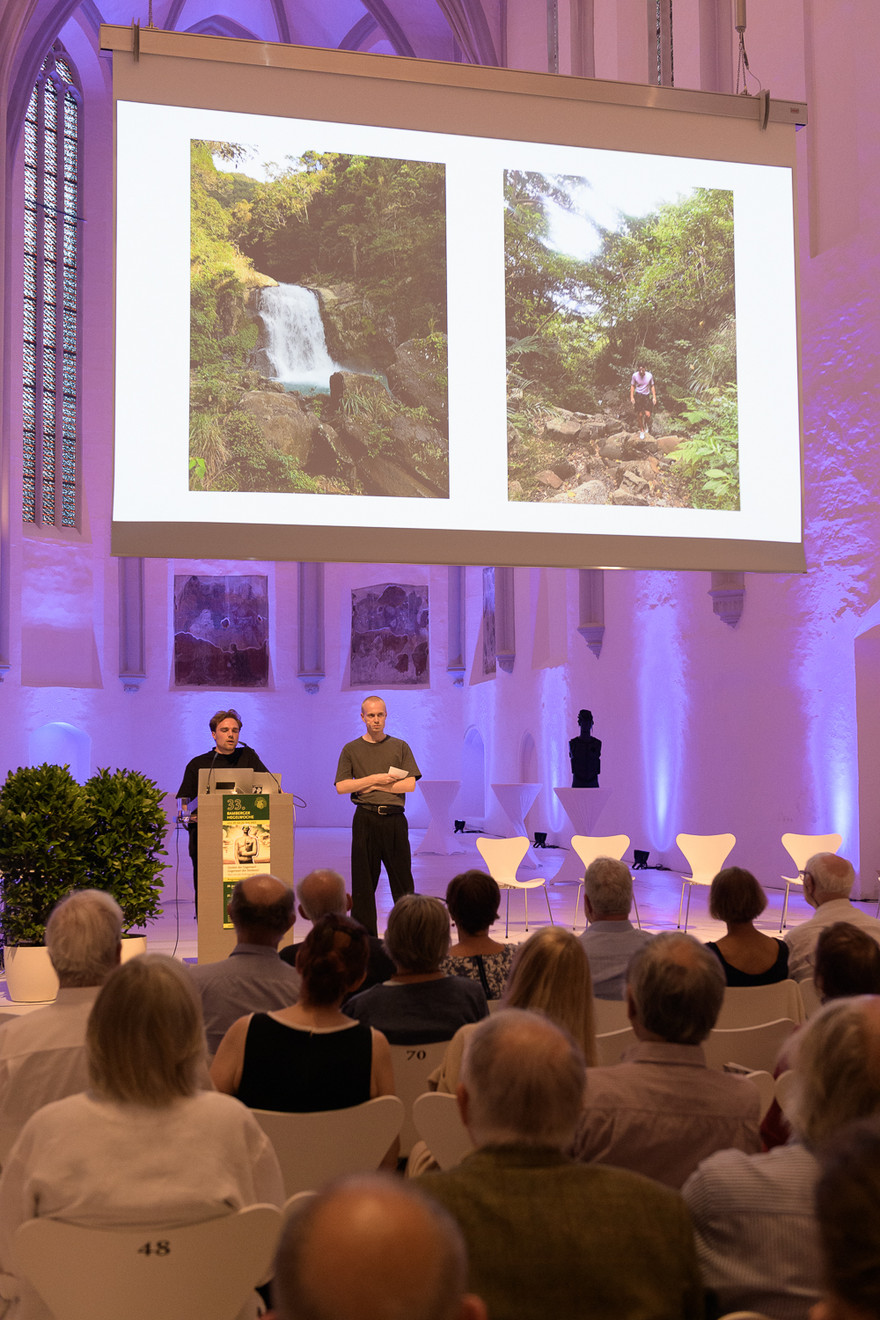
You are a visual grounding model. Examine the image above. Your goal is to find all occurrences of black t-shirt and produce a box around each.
[176,746,269,803]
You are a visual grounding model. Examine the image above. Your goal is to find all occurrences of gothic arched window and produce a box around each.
[22,48,81,527]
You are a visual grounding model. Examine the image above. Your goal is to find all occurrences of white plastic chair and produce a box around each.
[389,1041,450,1156]
[252,1096,404,1196]
[715,980,806,1030]
[595,1026,637,1065]
[412,1091,472,1170]
[702,1018,797,1074]
[591,996,631,1035]
[779,832,843,930]
[13,1204,281,1320]
[676,832,736,931]
[476,836,554,936]
[566,835,633,931]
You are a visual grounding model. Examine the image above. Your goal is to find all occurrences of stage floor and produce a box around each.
[146,824,816,963]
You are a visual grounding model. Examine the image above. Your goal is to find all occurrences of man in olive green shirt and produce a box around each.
[420,1010,703,1320]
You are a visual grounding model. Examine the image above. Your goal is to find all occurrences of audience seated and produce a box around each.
[279,868,394,992]
[434,925,597,1093]
[784,853,880,982]
[271,1174,487,1320]
[0,889,122,1165]
[345,896,488,1044]
[578,857,653,999]
[419,1010,703,1320]
[0,954,282,1320]
[572,931,760,1187]
[211,915,396,1144]
[439,870,515,1000]
[762,922,880,1150]
[813,1116,880,1320]
[683,995,880,1320]
[705,867,790,986]
[188,873,301,1056]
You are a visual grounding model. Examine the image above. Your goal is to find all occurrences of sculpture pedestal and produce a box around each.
[551,788,613,886]
[491,782,542,869]
[415,780,464,856]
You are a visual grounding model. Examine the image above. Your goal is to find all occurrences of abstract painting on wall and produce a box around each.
[350,583,429,688]
[173,574,269,687]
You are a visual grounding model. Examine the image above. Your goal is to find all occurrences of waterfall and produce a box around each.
[258,284,339,393]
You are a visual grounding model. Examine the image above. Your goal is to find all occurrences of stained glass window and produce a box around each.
[22,49,80,527]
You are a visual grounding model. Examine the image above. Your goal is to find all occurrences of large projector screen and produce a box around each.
[105,27,807,571]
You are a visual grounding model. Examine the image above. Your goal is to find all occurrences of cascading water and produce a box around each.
[258,284,340,394]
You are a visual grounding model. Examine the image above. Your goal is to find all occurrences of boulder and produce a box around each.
[656,434,686,454]
[597,431,632,461]
[329,371,389,412]
[536,469,564,490]
[385,336,448,428]
[237,391,321,466]
[565,480,609,504]
[388,415,448,494]
[315,284,397,367]
[609,487,650,507]
[543,412,582,442]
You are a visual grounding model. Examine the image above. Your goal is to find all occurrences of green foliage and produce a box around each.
[211,413,322,494]
[341,387,431,460]
[0,765,92,947]
[669,386,740,510]
[0,764,168,948]
[82,768,167,931]
[503,173,736,415]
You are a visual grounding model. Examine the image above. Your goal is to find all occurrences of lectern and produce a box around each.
[195,773,293,965]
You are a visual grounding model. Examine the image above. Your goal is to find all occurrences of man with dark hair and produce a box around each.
[0,890,122,1165]
[279,868,394,990]
[419,1010,702,1320]
[188,872,299,1055]
[579,857,652,999]
[175,708,271,907]
[272,1175,487,1320]
[572,931,760,1187]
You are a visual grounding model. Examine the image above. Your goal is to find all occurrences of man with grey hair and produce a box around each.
[279,868,394,989]
[572,931,760,1187]
[578,856,653,999]
[784,851,880,982]
[0,889,122,1164]
[188,872,299,1055]
[419,1009,703,1320]
[272,1174,487,1320]
[683,995,880,1319]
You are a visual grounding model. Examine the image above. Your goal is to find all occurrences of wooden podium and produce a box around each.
[196,784,294,965]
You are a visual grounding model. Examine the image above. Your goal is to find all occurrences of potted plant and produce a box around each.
[83,767,167,945]
[0,763,92,1001]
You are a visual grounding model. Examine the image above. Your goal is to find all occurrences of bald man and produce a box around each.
[784,851,880,982]
[572,932,760,1187]
[279,868,395,990]
[188,873,300,1055]
[271,1175,486,1320]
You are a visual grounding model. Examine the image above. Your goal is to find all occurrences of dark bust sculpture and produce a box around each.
[569,709,601,788]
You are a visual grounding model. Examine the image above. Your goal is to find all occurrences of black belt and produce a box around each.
[356,802,405,816]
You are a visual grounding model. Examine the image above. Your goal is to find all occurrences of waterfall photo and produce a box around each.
[189,140,449,498]
[504,166,738,513]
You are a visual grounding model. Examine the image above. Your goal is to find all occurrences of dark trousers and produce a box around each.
[350,806,414,936]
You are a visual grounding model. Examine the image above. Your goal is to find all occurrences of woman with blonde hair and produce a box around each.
[434,925,597,1093]
[0,954,282,1320]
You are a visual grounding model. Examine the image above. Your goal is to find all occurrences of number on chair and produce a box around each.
[405,1049,427,1061]
[137,1240,171,1256]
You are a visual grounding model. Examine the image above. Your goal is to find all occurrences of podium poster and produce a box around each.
[221,793,271,926]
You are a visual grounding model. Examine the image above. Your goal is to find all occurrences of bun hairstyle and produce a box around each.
[296,913,369,1006]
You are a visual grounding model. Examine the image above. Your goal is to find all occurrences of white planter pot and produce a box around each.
[120,935,148,962]
[2,945,59,1003]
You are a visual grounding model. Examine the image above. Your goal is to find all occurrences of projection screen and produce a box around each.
[103,26,808,571]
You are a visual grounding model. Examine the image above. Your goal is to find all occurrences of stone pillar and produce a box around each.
[118,556,145,691]
[297,561,325,692]
[577,568,605,656]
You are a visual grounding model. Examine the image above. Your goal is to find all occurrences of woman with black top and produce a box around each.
[705,866,790,986]
[210,914,396,1135]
